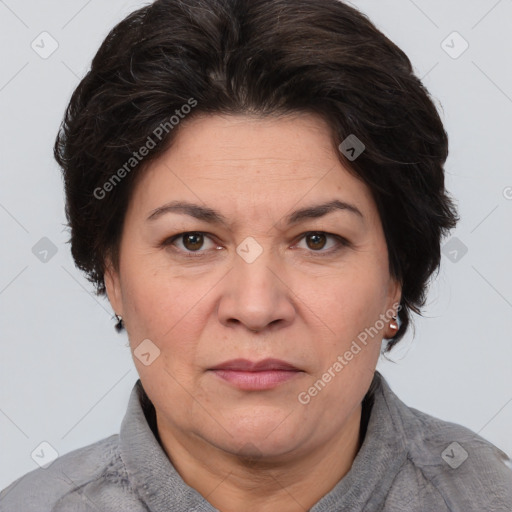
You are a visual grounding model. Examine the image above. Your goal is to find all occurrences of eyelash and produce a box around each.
[161,231,351,259]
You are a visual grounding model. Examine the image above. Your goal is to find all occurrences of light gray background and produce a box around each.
[1,0,511,490]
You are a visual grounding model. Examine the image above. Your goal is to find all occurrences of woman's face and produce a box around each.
[105,113,401,460]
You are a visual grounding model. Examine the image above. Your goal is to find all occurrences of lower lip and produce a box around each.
[210,369,302,390]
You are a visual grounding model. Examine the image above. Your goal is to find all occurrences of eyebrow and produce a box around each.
[146,199,364,226]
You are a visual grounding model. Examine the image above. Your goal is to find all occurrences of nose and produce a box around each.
[216,247,296,333]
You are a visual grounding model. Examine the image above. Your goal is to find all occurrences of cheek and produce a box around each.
[120,255,216,344]
[302,264,387,341]
[122,268,206,387]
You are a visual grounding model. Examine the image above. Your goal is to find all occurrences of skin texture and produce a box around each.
[104,113,402,512]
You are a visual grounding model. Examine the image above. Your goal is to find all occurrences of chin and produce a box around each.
[205,412,306,458]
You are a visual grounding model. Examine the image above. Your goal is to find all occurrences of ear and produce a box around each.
[387,277,402,311]
[104,257,123,317]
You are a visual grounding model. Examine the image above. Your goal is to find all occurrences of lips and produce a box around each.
[209,358,300,372]
[208,358,303,390]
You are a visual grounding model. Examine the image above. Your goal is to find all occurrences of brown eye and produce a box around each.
[163,231,219,258]
[295,231,349,256]
[305,232,327,250]
[182,232,204,251]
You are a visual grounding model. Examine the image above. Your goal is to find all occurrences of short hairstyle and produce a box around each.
[54,0,459,350]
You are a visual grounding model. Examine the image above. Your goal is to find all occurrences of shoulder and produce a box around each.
[388,392,512,510]
[0,434,141,512]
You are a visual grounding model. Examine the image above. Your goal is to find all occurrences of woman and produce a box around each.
[1,0,511,510]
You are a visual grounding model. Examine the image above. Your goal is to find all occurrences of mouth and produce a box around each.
[208,358,304,390]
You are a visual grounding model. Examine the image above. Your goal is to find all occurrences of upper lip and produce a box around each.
[209,358,301,372]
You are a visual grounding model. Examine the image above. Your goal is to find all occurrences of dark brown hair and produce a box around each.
[54,0,459,350]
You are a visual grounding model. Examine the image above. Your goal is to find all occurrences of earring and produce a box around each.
[114,314,124,332]
[389,316,399,332]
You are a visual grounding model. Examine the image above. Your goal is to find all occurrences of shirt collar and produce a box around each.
[120,371,408,512]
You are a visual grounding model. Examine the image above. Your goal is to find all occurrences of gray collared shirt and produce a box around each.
[1,371,511,511]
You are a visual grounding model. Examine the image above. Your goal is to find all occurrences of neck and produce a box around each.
[155,403,363,512]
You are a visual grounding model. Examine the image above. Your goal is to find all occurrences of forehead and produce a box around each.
[126,113,377,226]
